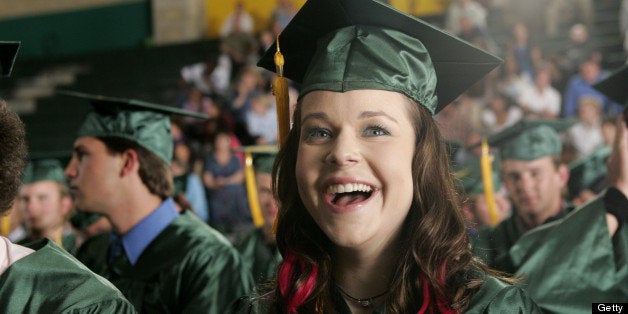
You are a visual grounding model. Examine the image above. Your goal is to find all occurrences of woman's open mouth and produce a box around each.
[326,183,374,207]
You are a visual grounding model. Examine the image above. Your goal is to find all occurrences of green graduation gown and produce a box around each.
[76,210,254,313]
[471,206,572,272]
[507,195,628,313]
[0,238,135,313]
[235,228,283,285]
[233,272,541,313]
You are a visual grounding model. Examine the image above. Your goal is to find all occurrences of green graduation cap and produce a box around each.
[485,119,578,161]
[0,41,20,78]
[22,152,70,185]
[253,152,277,175]
[567,145,611,199]
[257,0,502,114]
[455,157,502,195]
[592,64,628,106]
[58,90,208,164]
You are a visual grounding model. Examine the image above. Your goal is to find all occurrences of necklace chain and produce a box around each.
[335,284,388,308]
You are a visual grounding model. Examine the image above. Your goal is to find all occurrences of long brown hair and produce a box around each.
[270,96,486,313]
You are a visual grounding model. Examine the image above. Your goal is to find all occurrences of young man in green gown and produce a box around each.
[17,158,78,255]
[473,66,628,312]
[471,119,576,271]
[64,91,253,313]
[236,149,283,285]
[0,42,135,313]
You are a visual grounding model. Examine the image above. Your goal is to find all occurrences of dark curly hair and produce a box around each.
[0,100,28,213]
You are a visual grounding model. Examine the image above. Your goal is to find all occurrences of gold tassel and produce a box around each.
[0,215,10,237]
[244,151,264,227]
[480,138,499,226]
[273,37,291,148]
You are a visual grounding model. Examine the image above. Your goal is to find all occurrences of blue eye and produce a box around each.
[303,127,332,141]
[362,125,390,137]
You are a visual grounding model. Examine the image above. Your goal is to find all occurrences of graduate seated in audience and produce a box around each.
[488,65,628,313]
[472,118,577,270]
[236,148,282,285]
[16,157,78,255]
[0,44,134,311]
[455,157,512,237]
[62,91,253,313]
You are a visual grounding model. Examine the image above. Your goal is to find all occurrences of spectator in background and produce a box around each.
[270,0,297,35]
[180,52,232,99]
[445,0,488,36]
[481,93,523,134]
[179,87,212,141]
[517,66,561,119]
[245,93,278,145]
[508,22,536,81]
[546,0,594,38]
[556,24,601,89]
[203,130,250,236]
[498,54,532,101]
[172,140,209,223]
[220,1,254,38]
[566,95,605,158]
[563,59,622,117]
[229,66,264,145]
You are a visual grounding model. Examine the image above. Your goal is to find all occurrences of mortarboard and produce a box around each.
[567,145,611,199]
[257,0,502,115]
[455,157,502,195]
[592,64,628,106]
[58,90,208,165]
[0,41,20,78]
[22,151,72,185]
[485,119,578,161]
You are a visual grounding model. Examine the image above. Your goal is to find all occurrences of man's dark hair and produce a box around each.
[0,100,28,213]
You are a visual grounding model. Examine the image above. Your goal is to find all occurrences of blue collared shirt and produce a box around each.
[113,198,180,265]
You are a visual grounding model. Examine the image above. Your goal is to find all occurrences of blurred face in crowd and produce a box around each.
[295,89,416,250]
[501,156,569,229]
[19,181,72,234]
[256,171,278,235]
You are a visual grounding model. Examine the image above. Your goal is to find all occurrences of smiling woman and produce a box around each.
[234,0,541,313]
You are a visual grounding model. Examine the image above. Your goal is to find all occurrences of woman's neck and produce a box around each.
[333,240,399,312]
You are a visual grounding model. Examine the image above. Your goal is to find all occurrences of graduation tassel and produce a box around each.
[244,150,264,227]
[273,37,290,148]
[480,138,500,226]
[1,215,9,237]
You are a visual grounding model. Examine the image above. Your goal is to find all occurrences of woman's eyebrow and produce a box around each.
[359,110,398,123]
[301,112,329,123]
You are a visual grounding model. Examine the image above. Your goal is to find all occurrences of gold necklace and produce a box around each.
[335,284,389,308]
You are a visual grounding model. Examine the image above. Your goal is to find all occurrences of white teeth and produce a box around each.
[326,183,373,194]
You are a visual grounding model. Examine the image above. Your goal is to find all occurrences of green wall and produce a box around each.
[0,2,150,60]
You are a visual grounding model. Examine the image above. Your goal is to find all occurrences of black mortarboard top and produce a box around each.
[480,118,577,161]
[257,0,502,114]
[567,145,611,199]
[592,64,628,105]
[0,41,19,78]
[58,90,208,165]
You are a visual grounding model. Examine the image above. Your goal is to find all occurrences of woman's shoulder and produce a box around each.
[231,292,276,314]
[465,273,541,314]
